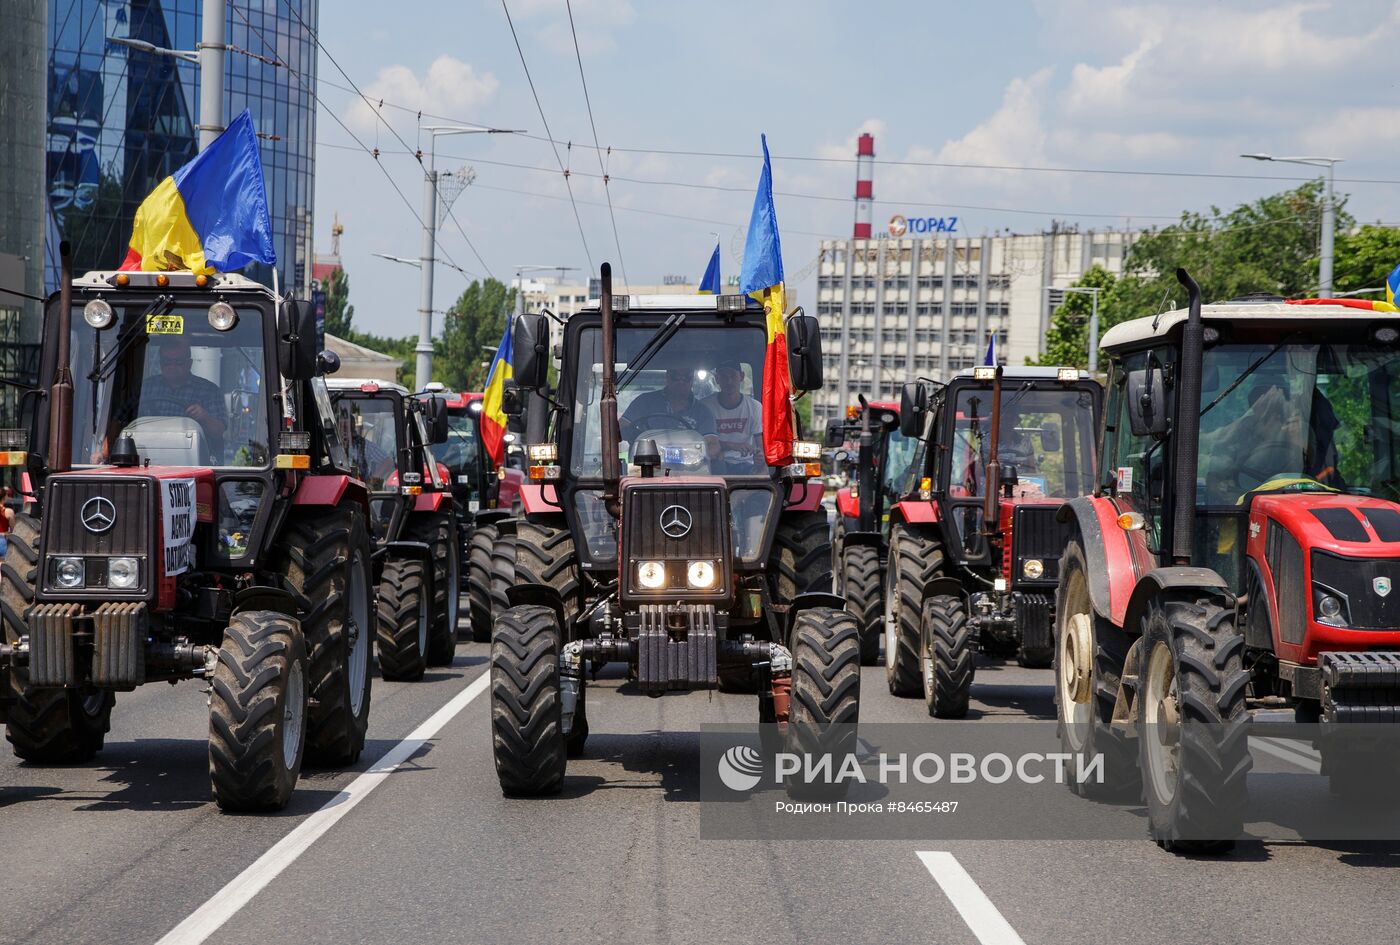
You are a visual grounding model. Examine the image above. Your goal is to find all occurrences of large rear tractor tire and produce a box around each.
[922,594,973,719]
[1054,541,1139,801]
[885,525,943,697]
[466,524,498,643]
[490,530,518,617]
[1136,597,1251,854]
[375,556,429,681]
[769,511,833,605]
[407,513,461,665]
[490,605,566,796]
[209,610,308,812]
[3,513,113,763]
[784,607,861,800]
[513,520,580,616]
[277,507,373,767]
[841,544,883,666]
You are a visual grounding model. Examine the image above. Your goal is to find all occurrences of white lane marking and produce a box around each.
[1251,736,1322,772]
[917,851,1027,945]
[156,671,490,945]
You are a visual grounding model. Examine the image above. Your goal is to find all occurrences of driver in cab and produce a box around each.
[620,365,721,461]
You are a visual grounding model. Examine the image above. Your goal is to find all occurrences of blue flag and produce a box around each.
[983,333,997,366]
[740,134,784,294]
[1387,263,1400,308]
[699,244,721,294]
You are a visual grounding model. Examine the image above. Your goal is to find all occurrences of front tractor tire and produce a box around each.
[277,507,374,767]
[769,510,833,605]
[1136,597,1251,854]
[841,544,883,666]
[208,610,308,812]
[376,556,429,681]
[490,605,566,796]
[407,513,461,666]
[921,594,973,718]
[784,607,861,800]
[513,520,581,616]
[3,513,113,763]
[885,525,943,697]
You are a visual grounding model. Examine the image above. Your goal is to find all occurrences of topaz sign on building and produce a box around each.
[888,214,959,237]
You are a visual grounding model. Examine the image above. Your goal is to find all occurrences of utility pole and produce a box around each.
[1241,153,1342,298]
[1050,284,1103,372]
[198,0,225,150]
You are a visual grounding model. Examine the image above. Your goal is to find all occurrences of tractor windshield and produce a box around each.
[1198,342,1400,503]
[62,300,271,468]
[430,409,482,490]
[569,323,769,478]
[946,384,1098,499]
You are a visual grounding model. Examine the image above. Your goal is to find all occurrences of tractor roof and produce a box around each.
[71,271,273,295]
[948,366,1092,382]
[574,294,764,314]
[1100,299,1398,349]
[326,377,411,397]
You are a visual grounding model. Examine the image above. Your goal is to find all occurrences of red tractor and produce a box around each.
[489,264,856,796]
[0,251,374,811]
[886,365,1102,715]
[328,378,459,679]
[417,387,523,642]
[825,400,919,664]
[1056,269,1400,852]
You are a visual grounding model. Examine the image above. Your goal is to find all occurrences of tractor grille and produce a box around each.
[1267,520,1306,645]
[1011,505,1073,587]
[1311,550,1400,631]
[621,482,731,602]
[40,476,154,598]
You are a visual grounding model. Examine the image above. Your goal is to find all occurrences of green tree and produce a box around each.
[434,279,516,391]
[1034,265,1116,369]
[1331,224,1400,297]
[323,267,354,338]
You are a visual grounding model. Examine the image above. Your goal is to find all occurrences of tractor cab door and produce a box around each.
[334,392,406,541]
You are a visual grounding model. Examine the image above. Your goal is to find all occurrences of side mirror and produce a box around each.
[899,381,927,437]
[1126,367,1170,438]
[278,298,319,381]
[501,379,523,417]
[785,311,823,391]
[1039,420,1061,453]
[426,396,449,444]
[512,313,550,390]
[316,349,341,377]
[824,417,847,448]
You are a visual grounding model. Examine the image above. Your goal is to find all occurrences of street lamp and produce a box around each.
[1047,285,1103,373]
[1241,152,1342,298]
[413,124,523,389]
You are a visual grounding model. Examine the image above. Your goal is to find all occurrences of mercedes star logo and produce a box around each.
[659,505,693,539]
[81,496,117,535]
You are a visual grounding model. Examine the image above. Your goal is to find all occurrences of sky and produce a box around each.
[312,0,1400,336]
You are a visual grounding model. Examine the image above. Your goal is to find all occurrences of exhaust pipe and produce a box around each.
[1171,268,1203,565]
[982,365,1003,539]
[48,242,74,473]
[599,263,622,519]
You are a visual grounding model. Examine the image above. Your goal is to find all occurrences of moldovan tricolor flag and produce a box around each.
[740,134,794,467]
[480,319,514,466]
[119,110,276,274]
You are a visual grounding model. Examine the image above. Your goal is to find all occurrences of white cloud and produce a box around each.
[347,56,499,131]
[936,69,1054,169]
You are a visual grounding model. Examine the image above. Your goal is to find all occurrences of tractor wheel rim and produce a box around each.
[347,551,370,716]
[1143,640,1180,807]
[283,660,305,770]
[884,560,899,672]
[1063,612,1094,705]
[446,537,460,641]
[417,589,429,655]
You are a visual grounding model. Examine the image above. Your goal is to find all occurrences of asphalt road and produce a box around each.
[4,603,1400,945]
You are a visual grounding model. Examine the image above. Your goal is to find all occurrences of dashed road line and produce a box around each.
[917,851,1027,945]
[1252,736,1322,772]
[155,670,490,945]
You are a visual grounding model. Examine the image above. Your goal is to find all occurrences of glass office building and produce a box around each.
[46,0,318,294]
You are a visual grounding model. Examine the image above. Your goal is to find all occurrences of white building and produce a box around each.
[811,227,1136,424]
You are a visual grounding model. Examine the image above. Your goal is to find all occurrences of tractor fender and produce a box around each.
[785,480,825,512]
[1120,566,1232,638]
[1057,496,1139,626]
[518,483,563,515]
[412,491,451,514]
[292,474,371,517]
[835,488,859,522]
[231,585,300,619]
[385,539,432,563]
[506,582,568,634]
[842,529,883,550]
[786,592,846,639]
[472,508,512,528]
[891,498,938,525]
[498,468,525,509]
[923,576,968,608]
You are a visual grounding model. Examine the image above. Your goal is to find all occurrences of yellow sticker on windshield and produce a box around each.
[146,314,184,335]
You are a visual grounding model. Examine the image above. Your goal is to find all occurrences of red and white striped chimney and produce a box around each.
[853,132,874,238]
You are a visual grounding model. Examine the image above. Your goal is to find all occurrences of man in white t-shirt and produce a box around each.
[703,360,763,473]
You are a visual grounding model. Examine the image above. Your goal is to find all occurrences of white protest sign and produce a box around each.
[162,478,196,576]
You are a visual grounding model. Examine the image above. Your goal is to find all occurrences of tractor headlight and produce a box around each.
[1023,558,1044,580]
[687,560,717,589]
[108,556,139,589]
[1317,593,1344,622]
[637,560,667,589]
[83,298,114,329]
[55,557,85,589]
[792,440,821,460]
[207,301,238,331]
